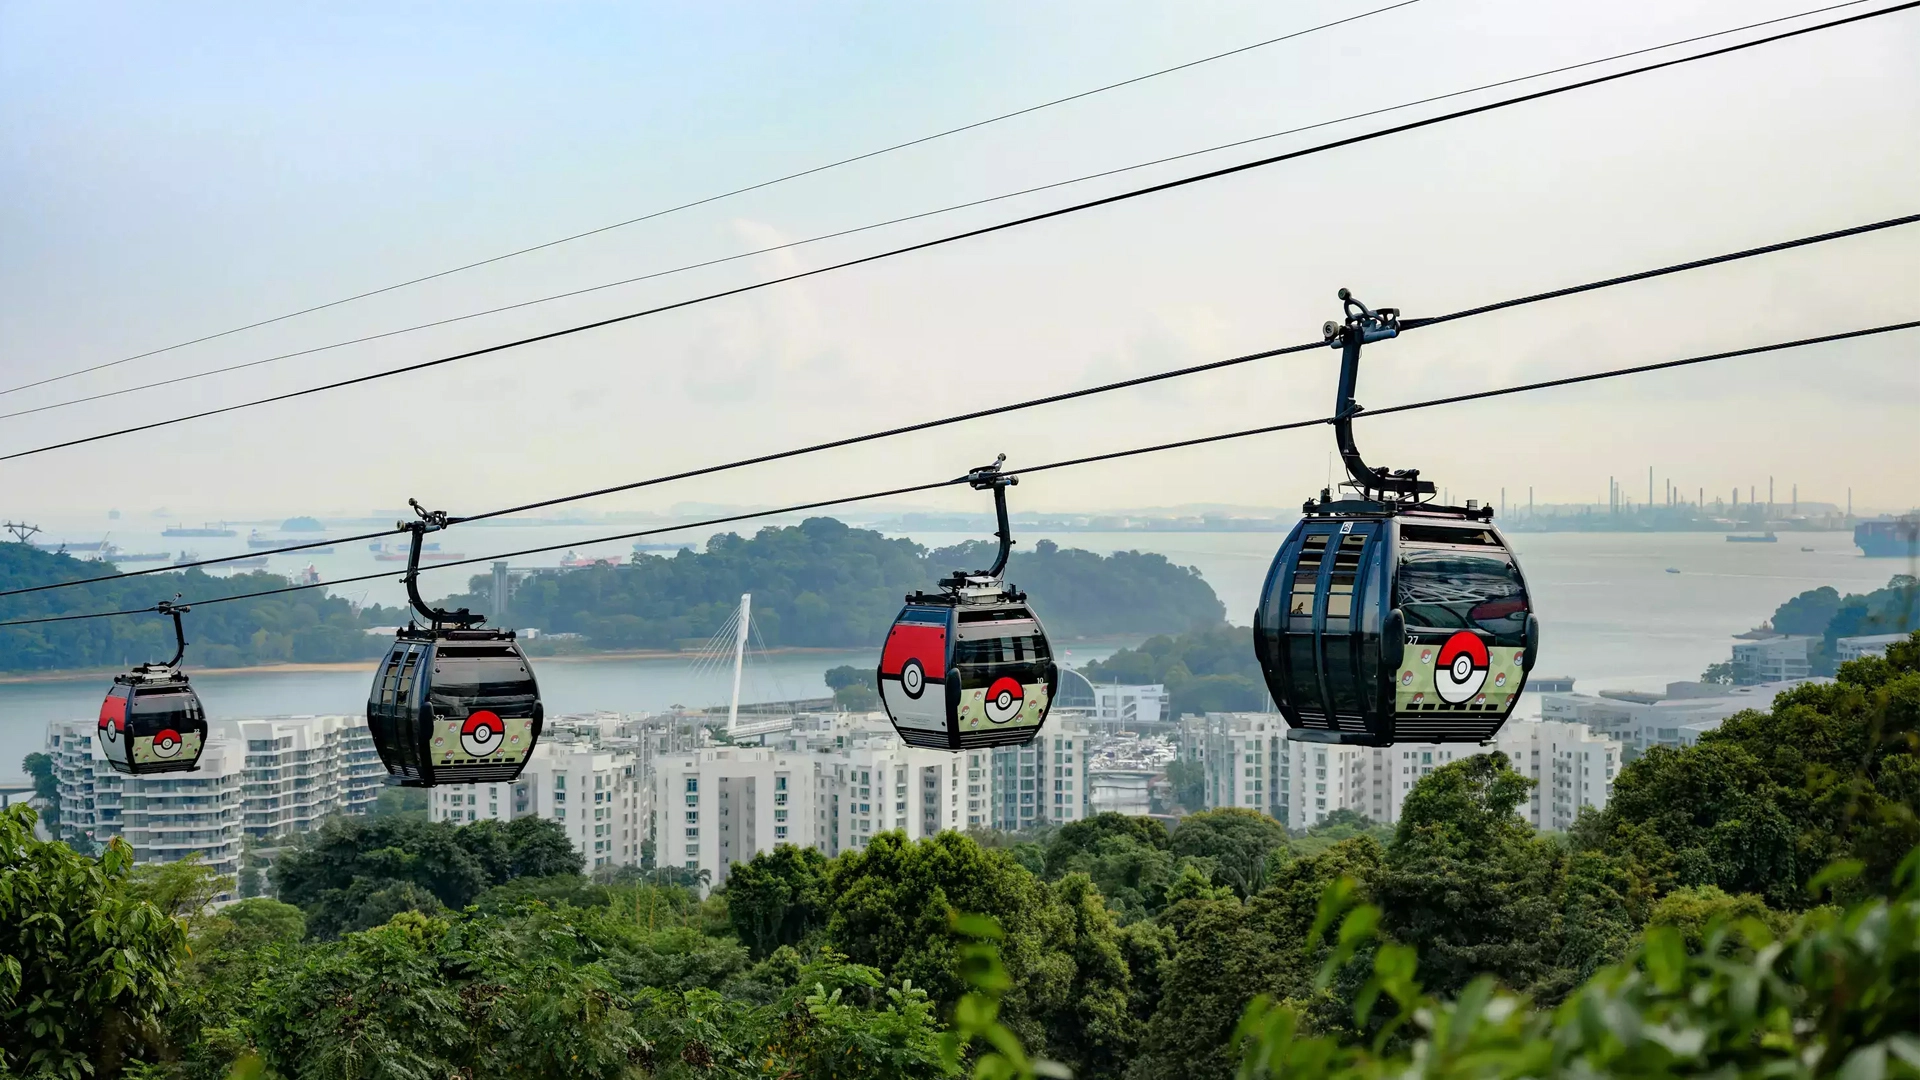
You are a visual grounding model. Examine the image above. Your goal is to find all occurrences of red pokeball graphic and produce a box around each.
[98,696,127,743]
[983,677,1025,724]
[461,711,506,757]
[1435,631,1490,705]
[151,729,184,759]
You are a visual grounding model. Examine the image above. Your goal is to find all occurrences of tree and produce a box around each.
[1372,754,1564,999]
[270,816,488,937]
[1599,630,1920,907]
[727,843,830,959]
[21,751,58,829]
[1166,759,1206,813]
[822,830,1120,1060]
[1080,625,1265,718]
[1131,837,1384,1080]
[1170,808,1290,896]
[0,804,187,1078]
[127,852,233,937]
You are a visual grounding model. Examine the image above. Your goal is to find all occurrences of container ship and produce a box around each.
[1856,515,1919,558]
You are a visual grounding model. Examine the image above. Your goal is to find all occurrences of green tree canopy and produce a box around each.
[1079,625,1267,717]
[1170,807,1291,897]
[0,805,187,1078]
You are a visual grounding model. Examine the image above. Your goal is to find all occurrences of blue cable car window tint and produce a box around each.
[1396,546,1529,645]
[902,607,951,624]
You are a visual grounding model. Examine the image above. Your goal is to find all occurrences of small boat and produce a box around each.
[1664,567,1681,574]
[1800,546,1815,552]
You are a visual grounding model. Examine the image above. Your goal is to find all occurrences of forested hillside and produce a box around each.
[1763,573,1919,673]
[1077,625,1268,716]
[0,542,383,673]
[436,517,1226,649]
[9,632,1914,1078]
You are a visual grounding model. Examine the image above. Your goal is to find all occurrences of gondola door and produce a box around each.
[1262,520,1385,742]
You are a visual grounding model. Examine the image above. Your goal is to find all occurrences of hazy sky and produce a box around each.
[3,0,1916,528]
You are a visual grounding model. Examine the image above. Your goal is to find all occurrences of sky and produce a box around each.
[2,0,1917,530]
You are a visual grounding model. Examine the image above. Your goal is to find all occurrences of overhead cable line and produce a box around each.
[3,0,1889,428]
[6,315,1913,630]
[0,0,1425,401]
[6,208,1914,598]
[5,0,1912,465]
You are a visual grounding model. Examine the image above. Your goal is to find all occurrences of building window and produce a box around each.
[775,826,788,838]
[686,777,698,792]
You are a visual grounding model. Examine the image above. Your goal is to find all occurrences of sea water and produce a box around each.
[0,529,1904,770]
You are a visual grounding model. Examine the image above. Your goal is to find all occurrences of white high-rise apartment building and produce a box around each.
[989,716,1094,830]
[44,715,383,893]
[1186,713,1619,831]
[427,739,642,870]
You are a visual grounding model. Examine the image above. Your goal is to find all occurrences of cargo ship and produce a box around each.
[163,524,237,538]
[1726,532,1777,543]
[1856,515,1919,558]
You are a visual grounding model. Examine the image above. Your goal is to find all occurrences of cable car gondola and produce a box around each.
[878,456,1059,751]
[98,600,207,775]
[367,501,543,786]
[1254,291,1540,746]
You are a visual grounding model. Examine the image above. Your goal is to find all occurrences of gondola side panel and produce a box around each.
[97,688,132,770]
[878,609,952,739]
[952,609,1051,744]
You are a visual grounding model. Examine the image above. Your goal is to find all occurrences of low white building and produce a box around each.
[1540,679,1825,754]
[1730,636,1816,683]
[1836,634,1907,661]
[45,714,383,893]
[1089,684,1167,727]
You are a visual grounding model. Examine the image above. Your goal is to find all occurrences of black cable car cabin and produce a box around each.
[97,602,207,775]
[1253,292,1539,746]
[367,503,543,787]
[877,458,1059,751]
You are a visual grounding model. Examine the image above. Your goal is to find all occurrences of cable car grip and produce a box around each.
[397,499,484,630]
[1322,289,1433,504]
[963,455,1017,580]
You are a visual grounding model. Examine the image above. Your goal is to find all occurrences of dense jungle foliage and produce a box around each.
[4,632,1916,1079]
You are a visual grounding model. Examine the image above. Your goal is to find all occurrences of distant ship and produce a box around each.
[1856,515,1919,558]
[164,524,236,538]
[293,564,321,585]
[249,529,332,554]
[560,550,624,569]
[34,540,106,552]
[371,541,461,562]
[1726,532,1777,543]
[227,556,270,569]
[90,543,168,563]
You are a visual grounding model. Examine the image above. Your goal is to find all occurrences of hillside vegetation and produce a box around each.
[0,542,382,673]
[10,632,1914,1078]
[437,517,1226,649]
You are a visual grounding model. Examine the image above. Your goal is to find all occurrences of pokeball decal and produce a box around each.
[98,696,126,743]
[1435,631,1490,705]
[900,658,927,699]
[983,677,1024,724]
[1400,670,1414,687]
[461,711,505,757]
[1494,671,1509,688]
[1419,649,1433,665]
[152,729,183,758]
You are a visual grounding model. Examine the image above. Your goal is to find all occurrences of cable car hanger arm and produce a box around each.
[400,500,484,630]
[1323,289,1438,505]
[155,598,189,668]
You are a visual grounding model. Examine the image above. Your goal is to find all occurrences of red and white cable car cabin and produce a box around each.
[96,601,208,776]
[876,456,1058,751]
[879,591,1058,750]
